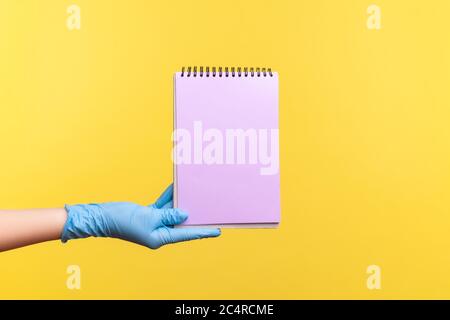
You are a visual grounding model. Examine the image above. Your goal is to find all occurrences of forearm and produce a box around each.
[0,208,67,252]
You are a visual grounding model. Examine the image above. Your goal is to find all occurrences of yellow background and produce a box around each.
[1,0,450,299]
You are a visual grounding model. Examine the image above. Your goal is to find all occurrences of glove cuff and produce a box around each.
[61,204,109,243]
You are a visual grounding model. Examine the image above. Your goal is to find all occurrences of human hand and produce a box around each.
[61,184,221,249]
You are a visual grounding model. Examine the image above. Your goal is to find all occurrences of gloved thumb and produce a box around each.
[151,184,173,209]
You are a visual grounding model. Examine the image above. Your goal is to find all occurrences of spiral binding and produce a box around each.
[180,66,273,77]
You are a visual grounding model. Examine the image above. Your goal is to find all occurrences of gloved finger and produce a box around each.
[159,208,188,226]
[163,227,221,244]
[161,200,173,209]
[152,184,173,209]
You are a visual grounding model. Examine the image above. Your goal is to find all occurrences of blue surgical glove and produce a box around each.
[61,184,221,249]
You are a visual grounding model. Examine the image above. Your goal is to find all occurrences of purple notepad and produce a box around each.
[173,67,280,227]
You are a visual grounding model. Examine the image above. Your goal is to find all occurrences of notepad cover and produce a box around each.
[173,69,280,227]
